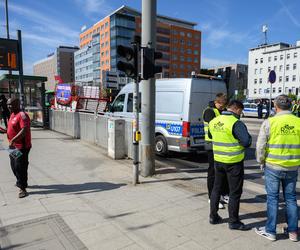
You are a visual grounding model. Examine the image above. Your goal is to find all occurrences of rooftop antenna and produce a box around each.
[262,25,268,45]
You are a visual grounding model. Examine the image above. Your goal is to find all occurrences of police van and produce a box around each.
[107,76,226,155]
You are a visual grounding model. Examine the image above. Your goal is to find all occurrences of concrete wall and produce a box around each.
[49,110,134,158]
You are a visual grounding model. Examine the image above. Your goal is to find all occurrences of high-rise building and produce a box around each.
[209,64,248,98]
[33,46,79,90]
[248,41,300,99]
[76,5,201,86]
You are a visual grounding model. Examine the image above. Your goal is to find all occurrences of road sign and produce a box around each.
[0,38,19,71]
[268,70,276,84]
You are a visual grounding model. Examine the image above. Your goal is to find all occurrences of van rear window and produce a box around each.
[156,91,183,114]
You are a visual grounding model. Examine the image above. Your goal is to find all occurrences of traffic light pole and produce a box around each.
[132,40,140,185]
[141,0,156,177]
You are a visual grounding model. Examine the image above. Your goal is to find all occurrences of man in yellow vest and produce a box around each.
[255,95,299,242]
[203,93,229,209]
[209,100,252,230]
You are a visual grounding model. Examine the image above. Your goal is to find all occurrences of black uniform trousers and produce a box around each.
[10,148,30,190]
[210,160,244,224]
[207,150,229,198]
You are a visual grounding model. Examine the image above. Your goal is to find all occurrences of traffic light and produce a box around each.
[141,48,163,80]
[116,45,138,78]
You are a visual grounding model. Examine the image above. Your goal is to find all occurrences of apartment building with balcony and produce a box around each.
[76,5,201,86]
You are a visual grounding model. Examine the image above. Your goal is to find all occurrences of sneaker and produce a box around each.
[221,195,229,204]
[18,189,28,198]
[208,199,225,209]
[289,232,298,242]
[255,227,276,241]
[229,221,250,231]
[209,214,222,225]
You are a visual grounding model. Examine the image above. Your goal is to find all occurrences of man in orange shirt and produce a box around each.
[6,98,31,198]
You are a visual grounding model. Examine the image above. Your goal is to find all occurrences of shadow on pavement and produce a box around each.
[28,182,126,195]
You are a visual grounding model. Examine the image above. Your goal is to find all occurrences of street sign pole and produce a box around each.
[268,70,276,115]
[17,30,25,111]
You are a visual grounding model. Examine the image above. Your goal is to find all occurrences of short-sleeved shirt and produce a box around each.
[7,112,31,149]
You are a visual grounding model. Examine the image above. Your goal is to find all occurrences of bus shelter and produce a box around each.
[0,74,47,127]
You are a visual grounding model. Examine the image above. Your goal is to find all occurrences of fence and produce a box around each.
[49,110,134,158]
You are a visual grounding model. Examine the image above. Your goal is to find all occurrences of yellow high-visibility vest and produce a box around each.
[266,114,300,168]
[203,107,220,142]
[209,114,245,163]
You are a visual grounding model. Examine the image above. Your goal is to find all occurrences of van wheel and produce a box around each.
[155,135,168,156]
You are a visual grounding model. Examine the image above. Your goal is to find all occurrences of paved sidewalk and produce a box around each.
[0,129,299,250]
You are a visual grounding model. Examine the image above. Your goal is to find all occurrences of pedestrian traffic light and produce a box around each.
[116,45,138,78]
[141,48,163,80]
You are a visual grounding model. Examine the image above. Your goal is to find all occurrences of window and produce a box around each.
[274,66,277,71]
[194,50,199,55]
[172,55,178,60]
[272,87,276,93]
[187,33,192,38]
[293,63,297,70]
[287,53,290,59]
[254,89,257,94]
[260,58,263,63]
[180,56,184,62]
[127,93,141,112]
[101,25,104,30]
[180,48,185,53]
[292,87,296,94]
[255,59,258,64]
[279,76,282,82]
[274,56,277,61]
[268,56,271,62]
[180,64,184,69]
[180,39,185,45]
[286,64,290,70]
[156,92,184,114]
[294,52,298,58]
[278,87,282,93]
[280,54,283,60]
[254,69,257,74]
[268,66,271,72]
[187,40,192,46]
[266,88,270,93]
[194,58,198,63]
[105,32,108,38]
[105,22,108,28]
[106,50,109,56]
[180,31,185,36]
[279,65,283,72]
[254,79,257,84]
[292,75,296,81]
[259,78,262,84]
[286,76,289,82]
[259,88,262,94]
[187,49,192,54]
[112,94,125,112]
[259,68,263,74]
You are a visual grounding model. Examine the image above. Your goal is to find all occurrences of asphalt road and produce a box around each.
[154,117,300,193]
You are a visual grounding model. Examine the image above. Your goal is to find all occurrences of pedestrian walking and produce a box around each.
[6,98,31,198]
[208,100,252,230]
[255,94,299,242]
[202,93,229,209]
[264,100,270,119]
[257,100,263,119]
[0,95,10,128]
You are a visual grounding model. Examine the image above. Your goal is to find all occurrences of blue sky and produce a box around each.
[0,0,299,74]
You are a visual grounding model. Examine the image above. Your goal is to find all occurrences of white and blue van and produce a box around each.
[108,77,226,155]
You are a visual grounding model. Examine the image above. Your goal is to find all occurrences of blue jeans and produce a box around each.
[265,167,299,235]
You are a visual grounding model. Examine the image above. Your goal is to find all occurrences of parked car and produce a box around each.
[242,102,274,117]
[107,77,226,155]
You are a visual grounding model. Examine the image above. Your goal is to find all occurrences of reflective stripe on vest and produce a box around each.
[266,114,300,168]
[203,107,220,142]
[209,115,245,163]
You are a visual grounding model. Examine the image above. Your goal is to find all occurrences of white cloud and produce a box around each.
[74,0,113,17]
[279,0,300,28]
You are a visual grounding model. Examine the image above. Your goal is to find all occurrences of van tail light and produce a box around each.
[182,121,190,137]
